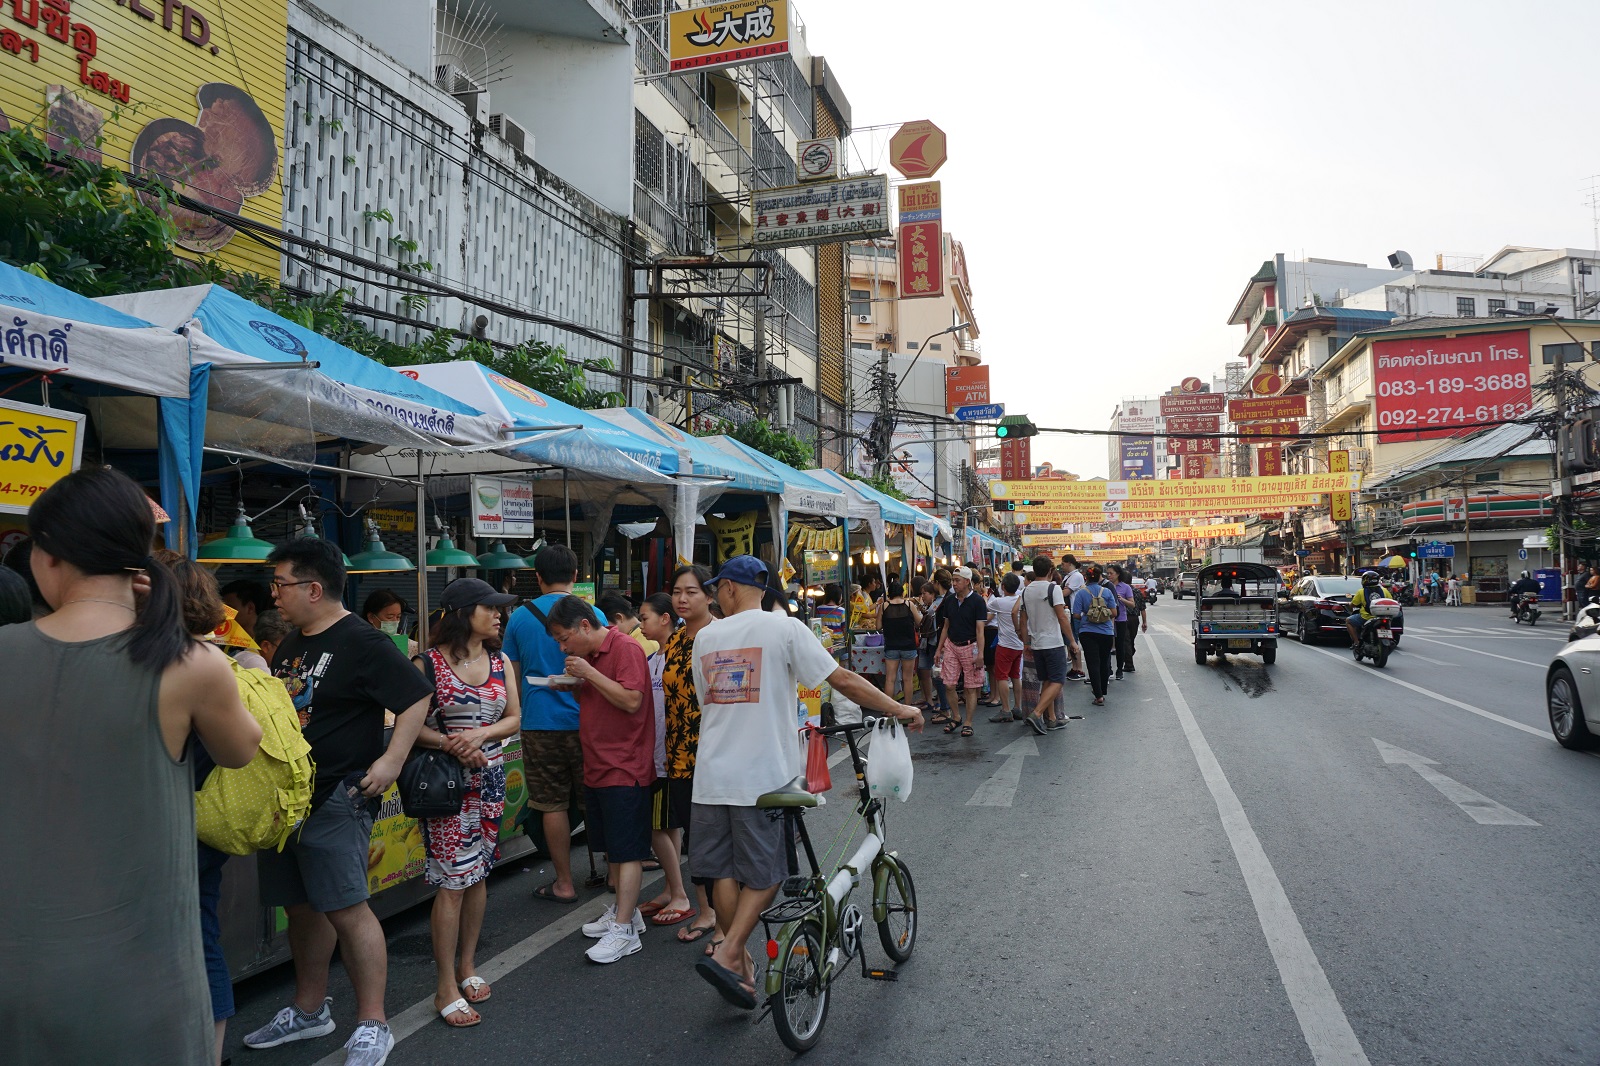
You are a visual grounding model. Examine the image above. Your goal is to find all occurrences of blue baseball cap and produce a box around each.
[710,555,770,590]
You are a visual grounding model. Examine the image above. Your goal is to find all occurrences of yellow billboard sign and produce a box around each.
[0,396,84,514]
[0,0,288,277]
[668,1,789,72]
[1008,494,1323,522]
[990,473,1359,502]
[1022,524,1245,549]
[1328,450,1352,522]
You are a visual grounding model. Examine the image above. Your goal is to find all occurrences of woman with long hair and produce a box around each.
[412,578,521,1028]
[878,576,921,702]
[638,592,695,927]
[0,467,260,1065]
[663,564,719,947]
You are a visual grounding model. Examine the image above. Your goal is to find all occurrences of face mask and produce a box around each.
[379,620,399,634]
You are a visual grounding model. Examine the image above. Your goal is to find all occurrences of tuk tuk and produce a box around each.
[1191,562,1282,665]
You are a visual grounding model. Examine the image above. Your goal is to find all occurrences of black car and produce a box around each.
[1278,574,1405,646]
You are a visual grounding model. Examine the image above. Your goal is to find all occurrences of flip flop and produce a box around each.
[639,901,667,917]
[437,998,481,1028]
[696,956,757,1010]
[652,906,697,927]
[459,976,490,1003]
[678,922,717,944]
[642,860,662,871]
[533,882,580,904]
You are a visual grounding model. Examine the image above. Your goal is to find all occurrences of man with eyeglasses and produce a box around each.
[243,539,432,1066]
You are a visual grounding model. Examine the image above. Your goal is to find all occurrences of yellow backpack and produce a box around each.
[195,660,316,855]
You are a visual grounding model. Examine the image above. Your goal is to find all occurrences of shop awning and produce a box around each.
[701,436,846,519]
[593,409,784,496]
[404,362,678,485]
[0,261,200,549]
[101,285,504,458]
[920,512,954,541]
[810,469,923,527]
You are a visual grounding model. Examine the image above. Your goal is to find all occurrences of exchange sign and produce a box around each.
[668,1,789,72]
[1371,329,1532,443]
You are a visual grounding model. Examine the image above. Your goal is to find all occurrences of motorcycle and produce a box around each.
[1512,591,1541,626]
[1352,596,1401,668]
[1569,602,1600,642]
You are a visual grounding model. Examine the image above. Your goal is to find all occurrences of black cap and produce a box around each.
[440,577,518,612]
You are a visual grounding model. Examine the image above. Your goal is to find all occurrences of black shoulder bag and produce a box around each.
[397,652,467,819]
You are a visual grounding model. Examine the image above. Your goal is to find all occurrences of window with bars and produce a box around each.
[752,112,795,190]
[767,255,817,354]
[1518,300,1535,313]
[849,289,871,316]
[1456,296,1476,317]
[1487,298,1505,314]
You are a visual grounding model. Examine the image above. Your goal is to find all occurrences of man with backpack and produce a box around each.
[1072,565,1119,707]
[502,544,609,905]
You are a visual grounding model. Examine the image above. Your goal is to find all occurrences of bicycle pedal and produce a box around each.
[864,968,898,982]
[781,875,810,897]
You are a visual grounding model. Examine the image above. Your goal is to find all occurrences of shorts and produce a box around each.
[1070,616,1083,638]
[258,778,374,913]
[993,644,1023,681]
[584,784,653,863]
[917,646,937,671]
[940,641,984,689]
[884,647,917,661]
[197,843,234,1022]
[523,729,584,813]
[688,802,788,890]
[1033,645,1068,684]
[652,777,692,832]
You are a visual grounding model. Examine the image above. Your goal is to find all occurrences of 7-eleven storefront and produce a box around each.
[1375,493,1555,600]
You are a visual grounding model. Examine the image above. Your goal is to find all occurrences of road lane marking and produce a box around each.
[1146,637,1372,1066]
[965,735,1039,807]
[1374,739,1540,825]
[1403,635,1546,668]
[1397,651,1456,666]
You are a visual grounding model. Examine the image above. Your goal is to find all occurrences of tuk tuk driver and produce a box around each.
[1345,570,1390,646]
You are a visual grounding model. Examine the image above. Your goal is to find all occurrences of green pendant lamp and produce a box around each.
[196,504,277,565]
[426,520,479,569]
[348,519,415,573]
[292,505,355,568]
[475,541,530,570]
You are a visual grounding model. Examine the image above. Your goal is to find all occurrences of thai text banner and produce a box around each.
[1009,494,1322,521]
[1021,524,1247,548]
[990,473,1359,501]
[1371,328,1533,443]
[752,173,891,248]
[0,396,84,514]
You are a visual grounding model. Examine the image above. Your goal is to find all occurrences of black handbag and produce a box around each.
[398,652,466,819]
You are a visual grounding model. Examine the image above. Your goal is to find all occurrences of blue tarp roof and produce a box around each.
[595,409,784,495]
[811,468,924,526]
[702,436,847,518]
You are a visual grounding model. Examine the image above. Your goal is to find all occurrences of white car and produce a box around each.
[1172,571,1199,599]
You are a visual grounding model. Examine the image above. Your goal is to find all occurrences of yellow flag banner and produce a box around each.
[787,524,844,552]
[1009,495,1323,522]
[989,473,1359,502]
[1022,524,1246,549]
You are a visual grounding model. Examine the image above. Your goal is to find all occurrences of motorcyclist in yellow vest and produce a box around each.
[1345,570,1391,647]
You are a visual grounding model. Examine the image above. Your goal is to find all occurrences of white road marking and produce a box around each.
[1146,637,1372,1066]
[1373,738,1540,826]
[1404,634,1547,669]
[1396,651,1456,666]
[965,734,1040,807]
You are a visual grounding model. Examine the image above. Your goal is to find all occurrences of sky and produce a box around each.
[795,0,1600,480]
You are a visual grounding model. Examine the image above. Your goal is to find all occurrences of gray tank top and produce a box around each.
[0,624,211,1064]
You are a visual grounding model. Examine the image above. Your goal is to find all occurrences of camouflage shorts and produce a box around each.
[522,730,585,813]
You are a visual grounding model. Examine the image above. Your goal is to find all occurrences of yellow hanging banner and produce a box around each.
[990,473,1359,502]
[1009,495,1323,522]
[0,397,84,515]
[1022,523,1246,549]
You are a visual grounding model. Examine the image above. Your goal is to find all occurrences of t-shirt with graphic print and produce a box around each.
[271,614,433,809]
[690,610,839,806]
[662,626,701,778]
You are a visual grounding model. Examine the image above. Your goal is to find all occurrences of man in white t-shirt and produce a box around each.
[986,572,1026,722]
[1018,555,1078,734]
[690,556,923,1011]
[1058,554,1088,680]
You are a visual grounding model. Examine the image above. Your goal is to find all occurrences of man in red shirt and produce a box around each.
[546,594,654,965]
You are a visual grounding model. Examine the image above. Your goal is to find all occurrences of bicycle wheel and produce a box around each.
[772,919,830,1052]
[877,858,918,963]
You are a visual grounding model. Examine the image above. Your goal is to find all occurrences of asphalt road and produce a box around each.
[226,603,1600,1066]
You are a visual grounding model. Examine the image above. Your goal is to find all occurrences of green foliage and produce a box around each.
[701,418,813,468]
[0,126,208,296]
[841,470,908,500]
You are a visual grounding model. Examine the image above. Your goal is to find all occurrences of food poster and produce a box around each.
[0,0,289,277]
[799,681,826,730]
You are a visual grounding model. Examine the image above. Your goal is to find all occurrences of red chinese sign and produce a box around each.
[1167,436,1220,455]
[1000,437,1032,481]
[1371,329,1532,443]
[1228,395,1308,422]
[1160,393,1227,416]
[1235,420,1301,443]
[1181,455,1207,479]
[1255,446,1282,476]
[1163,414,1220,435]
[944,365,989,411]
[899,219,943,298]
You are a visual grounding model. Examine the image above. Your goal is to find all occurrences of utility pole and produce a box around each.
[873,345,893,482]
[1555,344,1571,619]
[753,302,769,421]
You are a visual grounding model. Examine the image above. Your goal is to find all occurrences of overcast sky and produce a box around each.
[798,0,1600,479]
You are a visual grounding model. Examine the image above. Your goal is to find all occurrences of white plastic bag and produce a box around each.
[865,717,914,802]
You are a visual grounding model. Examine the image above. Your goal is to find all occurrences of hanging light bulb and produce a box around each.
[426,517,479,568]
[348,519,415,573]
[293,503,354,567]
[195,503,276,565]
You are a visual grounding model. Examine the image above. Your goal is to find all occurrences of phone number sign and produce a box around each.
[1372,329,1532,443]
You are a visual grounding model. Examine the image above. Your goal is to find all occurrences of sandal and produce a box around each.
[704,936,725,958]
[960,725,974,737]
[437,997,481,1028]
[931,713,953,725]
[459,976,491,1003]
[652,905,698,927]
[678,922,717,944]
[532,882,580,904]
[639,900,667,917]
[943,721,960,733]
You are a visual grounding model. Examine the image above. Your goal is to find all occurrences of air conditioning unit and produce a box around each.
[435,64,486,119]
[876,333,894,343]
[857,314,872,324]
[488,113,529,155]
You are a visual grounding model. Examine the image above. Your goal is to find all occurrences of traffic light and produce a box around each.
[993,499,1048,511]
[995,415,1038,440]
[1407,538,1419,559]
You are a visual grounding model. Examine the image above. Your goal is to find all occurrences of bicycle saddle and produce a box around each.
[756,777,820,809]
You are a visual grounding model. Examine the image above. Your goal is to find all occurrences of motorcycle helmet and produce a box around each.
[1521,570,1531,579]
[1361,570,1380,586]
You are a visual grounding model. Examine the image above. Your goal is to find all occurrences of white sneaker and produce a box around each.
[342,1020,393,1066]
[583,903,644,938]
[585,922,643,964]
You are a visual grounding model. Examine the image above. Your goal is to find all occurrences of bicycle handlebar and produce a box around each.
[815,715,882,737]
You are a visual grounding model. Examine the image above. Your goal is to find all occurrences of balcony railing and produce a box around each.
[633,182,710,256]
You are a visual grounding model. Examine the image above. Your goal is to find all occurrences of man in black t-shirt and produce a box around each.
[934,567,988,736]
[243,540,432,1062]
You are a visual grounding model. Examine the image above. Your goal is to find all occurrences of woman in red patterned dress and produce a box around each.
[412,578,521,1029]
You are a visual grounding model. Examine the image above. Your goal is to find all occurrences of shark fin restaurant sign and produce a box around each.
[0,396,84,513]
[0,0,289,277]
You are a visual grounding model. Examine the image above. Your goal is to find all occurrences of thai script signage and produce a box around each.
[752,174,891,248]
[1371,329,1532,443]
[0,395,83,514]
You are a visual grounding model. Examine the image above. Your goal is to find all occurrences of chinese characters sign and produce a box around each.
[898,219,943,298]
[0,397,83,514]
[1227,395,1308,422]
[1235,420,1300,443]
[1255,446,1282,477]
[668,1,788,72]
[1159,392,1227,416]
[1000,437,1031,481]
[1370,329,1532,443]
[1328,449,1352,522]
[752,174,890,248]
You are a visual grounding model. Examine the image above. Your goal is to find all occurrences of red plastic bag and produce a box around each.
[804,727,832,794]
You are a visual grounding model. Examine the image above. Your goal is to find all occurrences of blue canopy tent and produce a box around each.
[0,261,199,548]
[701,435,848,583]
